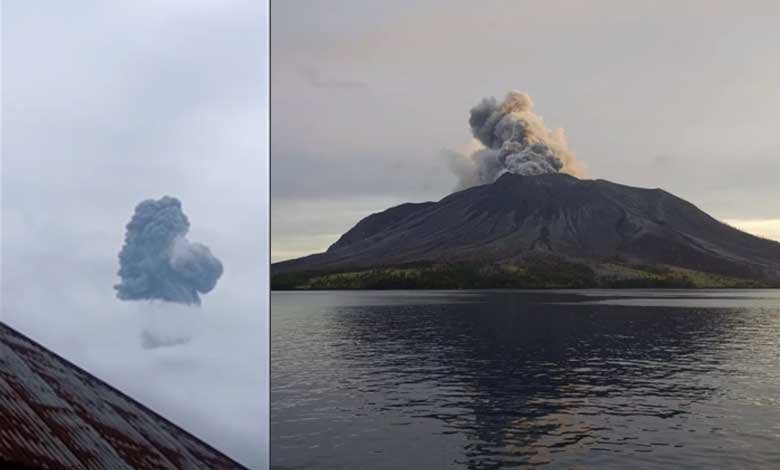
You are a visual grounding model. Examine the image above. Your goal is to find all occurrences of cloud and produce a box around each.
[141,330,191,349]
[299,66,367,89]
[652,154,675,168]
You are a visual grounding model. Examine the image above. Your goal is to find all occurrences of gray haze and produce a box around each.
[272,0,780,261]
[116,196,223,305]
[2,2,268,468]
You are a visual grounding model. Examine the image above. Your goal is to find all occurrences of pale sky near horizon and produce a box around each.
[272,0,780,262]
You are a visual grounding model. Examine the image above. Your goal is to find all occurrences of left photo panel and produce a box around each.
[1,2,269,469]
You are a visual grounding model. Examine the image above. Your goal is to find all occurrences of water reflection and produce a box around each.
[272,291,780,469]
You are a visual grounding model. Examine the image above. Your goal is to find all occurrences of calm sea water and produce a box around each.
[271,290,780,469]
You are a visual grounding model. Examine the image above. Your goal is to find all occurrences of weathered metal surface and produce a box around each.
[0,322,247,469]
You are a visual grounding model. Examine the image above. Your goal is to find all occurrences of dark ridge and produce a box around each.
[272,173,780,286]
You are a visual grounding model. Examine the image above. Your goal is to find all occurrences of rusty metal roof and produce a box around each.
[0,322,248,469]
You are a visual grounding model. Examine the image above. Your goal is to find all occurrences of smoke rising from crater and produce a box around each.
[115,196,223,305]
[449,91,585,190]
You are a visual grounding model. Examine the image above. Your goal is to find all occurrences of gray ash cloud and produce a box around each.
[449,91,584,190]
[115,196,223,305]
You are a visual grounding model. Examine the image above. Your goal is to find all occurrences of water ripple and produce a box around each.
[272,290,780,469]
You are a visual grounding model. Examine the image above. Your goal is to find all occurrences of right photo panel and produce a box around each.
[271,2,780,469]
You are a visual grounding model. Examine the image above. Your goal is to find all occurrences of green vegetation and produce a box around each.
[597,263,770,288]
[272,259,775,290]
[272,260,596,290]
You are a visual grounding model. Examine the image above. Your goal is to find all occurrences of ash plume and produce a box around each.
[114,196,223,305]
[449,91,585,190]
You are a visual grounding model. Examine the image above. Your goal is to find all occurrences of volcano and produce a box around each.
[272,173,780,289]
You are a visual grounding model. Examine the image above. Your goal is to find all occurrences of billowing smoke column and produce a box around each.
[449,91,584,190]
[114,196,223,305]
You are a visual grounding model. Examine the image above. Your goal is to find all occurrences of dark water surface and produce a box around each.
[271,290,780,469]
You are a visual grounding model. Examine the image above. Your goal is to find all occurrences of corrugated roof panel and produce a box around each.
[0,322,247,469]
[1,340,135,470]
[108,400,205,470]
[0,369,83,468]
[6,336,179,470]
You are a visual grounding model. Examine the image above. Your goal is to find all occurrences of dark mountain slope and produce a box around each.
[273,173,780,285]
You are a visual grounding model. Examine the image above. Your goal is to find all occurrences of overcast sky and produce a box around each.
[2,2,268,468]
[272,0,780,262]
